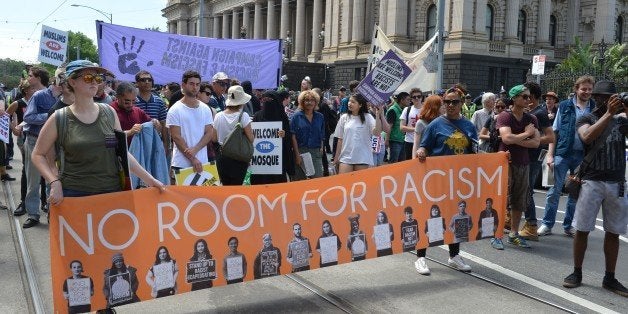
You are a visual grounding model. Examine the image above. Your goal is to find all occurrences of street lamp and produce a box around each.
[70,4,113,23]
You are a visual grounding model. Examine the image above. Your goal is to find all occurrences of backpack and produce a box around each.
[487,117,501,153]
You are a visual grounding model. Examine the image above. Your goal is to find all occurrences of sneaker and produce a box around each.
[490,237,504,250]
[519,222,539,241]
[413,257,430,275]
[507,235,531,248]
[537,224,552,236]
[1,174,16,181]
[13,203,26,216]
[23,218,40,229]
[602,277,628,297]
[504,211,511,233]
[563,272,582,288]
[448,255,471,272]
[564,227,576,237]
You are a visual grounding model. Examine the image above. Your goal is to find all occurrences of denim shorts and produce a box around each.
[573,180,627,235]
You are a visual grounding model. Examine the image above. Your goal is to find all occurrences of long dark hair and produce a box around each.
[154,246,173,265]
[191,239,212,260]
[429,205,442,218]
[351,93,369,124]
[377,210,389,224]
[320,219,336,237]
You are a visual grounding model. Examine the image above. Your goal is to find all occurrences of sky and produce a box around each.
[0,0,168,64]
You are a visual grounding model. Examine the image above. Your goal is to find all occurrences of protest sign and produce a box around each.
[96,21,282,88]
[0,115,10,143]
[356,50,411,106]
[50,153,508,313]
[174,163,220,186]
[38,25,68,66]
[250,122,282,175]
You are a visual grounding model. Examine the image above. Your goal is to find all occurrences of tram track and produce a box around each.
[2,180,46,314]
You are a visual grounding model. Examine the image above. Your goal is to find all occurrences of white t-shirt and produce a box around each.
[334,113,376,165]
[400,105,422,143]
[166,100,214,168]
[213,110,252,145]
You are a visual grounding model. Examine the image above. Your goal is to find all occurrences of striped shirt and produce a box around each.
[135,93,167,121]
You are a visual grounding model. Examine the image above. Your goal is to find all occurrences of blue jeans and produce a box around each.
[541,151,583,229]
[525,160,542,224]
[388,141,405,163]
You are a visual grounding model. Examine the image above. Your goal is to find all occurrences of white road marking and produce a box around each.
[456,251,620,314]
[534,206,628,242]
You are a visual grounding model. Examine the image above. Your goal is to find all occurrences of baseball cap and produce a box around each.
[508,85,528,98]
[212,72,229,81]
[65,60,113,78]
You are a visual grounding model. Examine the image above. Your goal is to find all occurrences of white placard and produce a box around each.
[373,224,392,250]
[349,234,366,257]
[300,152,315,177]
[427,217,444,243]
[289,240,310,268]
[67,278,90,306]
[250,121,283,175]
[0,115,10,143]
[481,216,495,238]
[38,25,68,66]
[319,236,338,264]
[226,256,243,281]
[532,55,546,75]
[152,262,175,291]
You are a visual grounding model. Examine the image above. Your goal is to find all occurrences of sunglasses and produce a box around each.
[519,94,531,100]
[202,91,212,96]
[443,99,461,105]
[78,73,105,84]
[411,95,422,100]
[138,77,154,83]
[218,81,230,87]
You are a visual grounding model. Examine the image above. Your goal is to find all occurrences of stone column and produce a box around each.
[594,0,616,43]
[474,0,487,38]
[293,0,306,60]
[340,0,352,44]
[309,0,323,59]
[254,0,263,39]
[449,0,474,38]
[280,0,290,40]
[386,0,407,38]
[503,0,520,41]
[243,5,251,39]
[232,8,240,39]
[222,11,230,39]
[565,0,580,45]
[330,0,340,47]
[177,19,186,35]
[351,0,365,43]
[266,0,276,39]
[378,0,387,33]
[323,0,332,48]
[213,15,220,38]
[536,0,551,46]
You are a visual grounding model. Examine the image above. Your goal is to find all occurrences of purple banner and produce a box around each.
[356,50,411,106]
[96,21,282,88]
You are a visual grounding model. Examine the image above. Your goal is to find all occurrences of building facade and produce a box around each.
[163,0,627,95]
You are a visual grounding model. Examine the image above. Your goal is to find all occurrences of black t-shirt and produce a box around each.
[576,113,626,182]
[15,98,28,123]
[528,105,552,160]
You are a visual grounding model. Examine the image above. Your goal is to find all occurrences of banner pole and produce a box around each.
[436,0,445,90]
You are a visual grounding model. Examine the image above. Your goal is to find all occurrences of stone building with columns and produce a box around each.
[163,0,627,95]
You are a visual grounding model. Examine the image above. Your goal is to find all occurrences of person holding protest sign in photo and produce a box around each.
[449,200,474,243]
[316,220,342,267]
[332,93,383,173]
[373,210,394,257]
[416,84,477,275]
[400,206,419,252]
[347,214,368,261]
[103,252,140,308]
[145,246,179,298]
[188,239,216,291]
[286,222,313,272]
[254,233,282,279]
[62,260,94,314]
[223,237,248,284]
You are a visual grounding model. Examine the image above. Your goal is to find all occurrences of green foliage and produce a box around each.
[67,31,99,63]
[554,37,626,81]
[145,26,161,32]
[0,58,29,90]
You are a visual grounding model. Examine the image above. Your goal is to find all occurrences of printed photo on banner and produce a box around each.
[250,121,283,175]
[174,163,221,186]
[96,21,282,87]
[49,153,509,312]
[356,50,412,106]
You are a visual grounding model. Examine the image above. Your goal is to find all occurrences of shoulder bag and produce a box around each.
[221,111,254,162]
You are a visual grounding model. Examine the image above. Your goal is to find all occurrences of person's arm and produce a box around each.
[32,115,62,204]
[479,126,490,141]
[371,107,383,136]
[170,125,202,173]
[291,133,302,166]
[499,124,535,145]
[578,96,622,144]
[23,92,50,126]
[399,108,414,133]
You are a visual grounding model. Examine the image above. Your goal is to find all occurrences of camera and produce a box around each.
[617,92,628,113]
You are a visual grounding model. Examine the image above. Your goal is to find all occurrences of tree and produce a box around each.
[67,31,99,63]
[145,26,161,32]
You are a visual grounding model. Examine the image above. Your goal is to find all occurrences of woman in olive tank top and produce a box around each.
[31,60,165,205]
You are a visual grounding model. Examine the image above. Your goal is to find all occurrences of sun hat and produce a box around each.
[212,72,229,82]
[591,81,617,95]
[226,85,252,107]
[508,84,528,98]
[542,91,559,101]
[65,60,113,78]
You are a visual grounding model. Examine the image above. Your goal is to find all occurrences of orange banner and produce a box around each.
[50,153,508,313]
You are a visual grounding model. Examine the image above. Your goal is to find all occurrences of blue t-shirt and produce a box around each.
[290,111,325,148]
[135,93,167,121]
[339,96,350,114]
[420,116,478,156]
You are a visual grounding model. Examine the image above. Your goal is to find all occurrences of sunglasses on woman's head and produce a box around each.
[78,73,105,84]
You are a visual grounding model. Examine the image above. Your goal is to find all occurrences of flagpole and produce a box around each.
[436,0,445,90]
